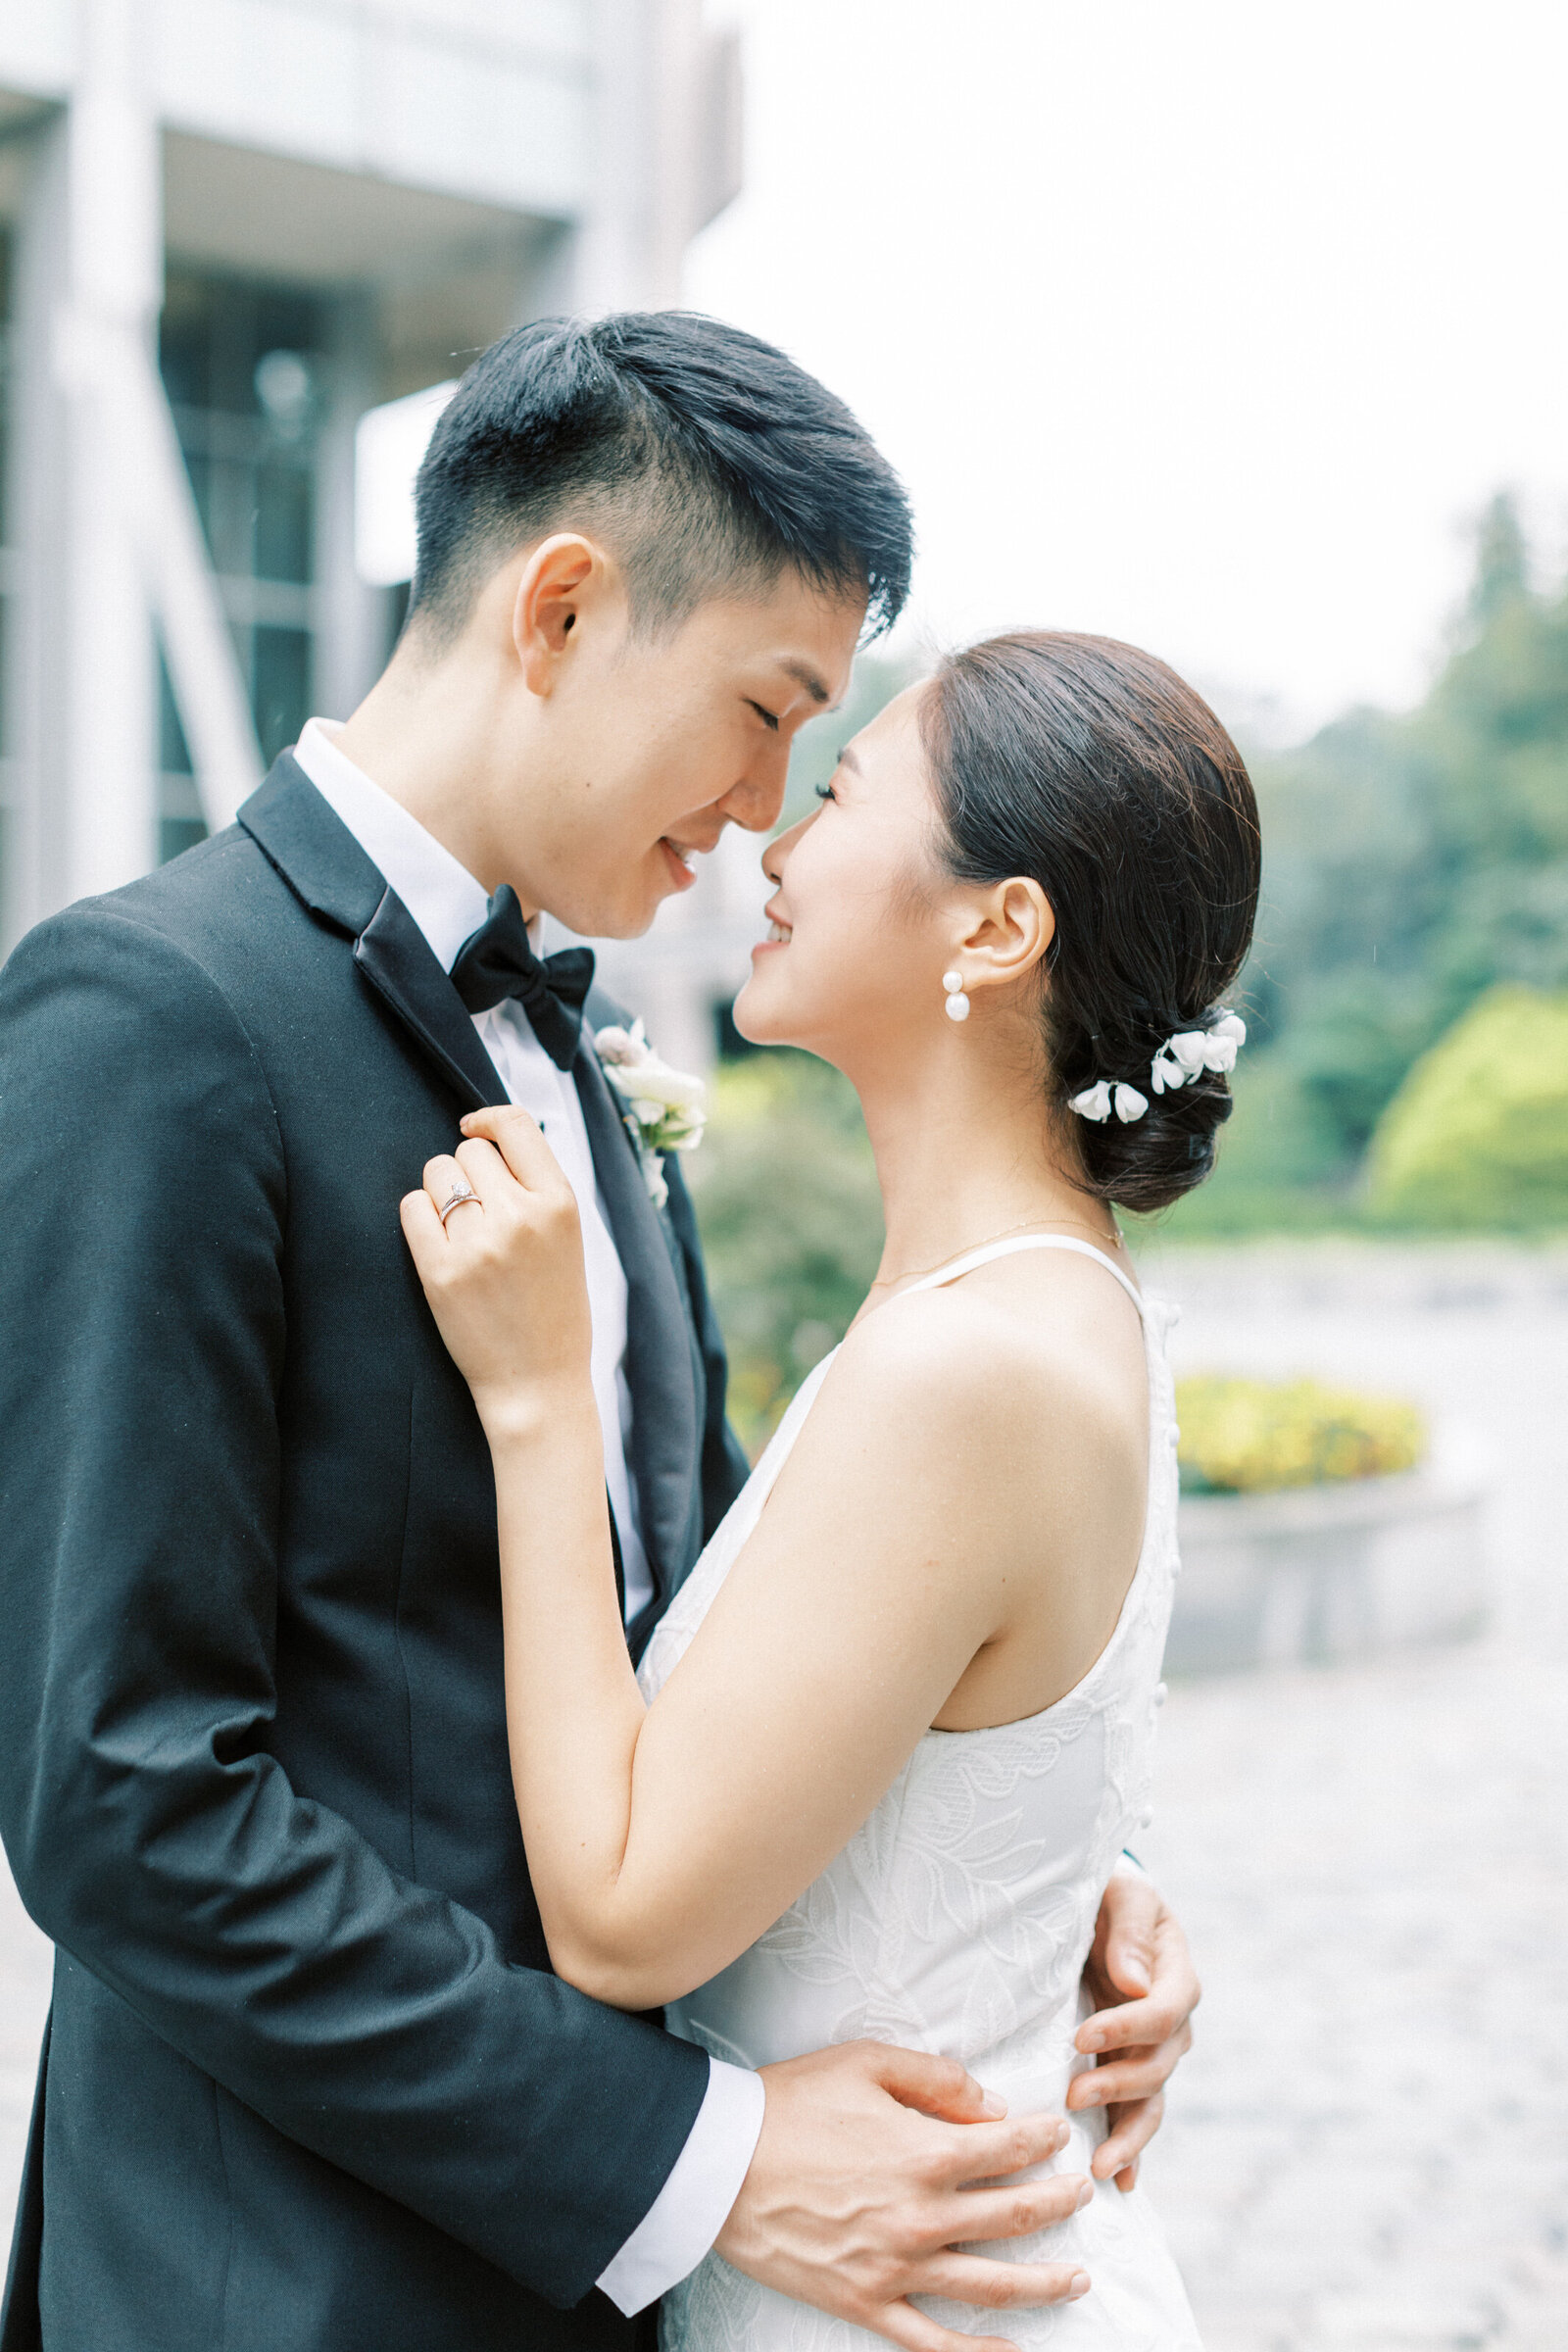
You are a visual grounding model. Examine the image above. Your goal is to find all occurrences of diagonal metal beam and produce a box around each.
[129,349,266,832]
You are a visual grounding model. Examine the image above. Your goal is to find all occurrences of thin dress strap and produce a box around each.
[900,1232,1147,1317]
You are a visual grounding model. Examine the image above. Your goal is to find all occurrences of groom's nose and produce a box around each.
[715,745,790,835]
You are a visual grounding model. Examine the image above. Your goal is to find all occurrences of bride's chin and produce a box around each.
[728,983,777,1047]
[731,969,802,1049]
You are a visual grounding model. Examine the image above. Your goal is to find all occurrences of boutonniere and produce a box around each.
[594,1021,708,1207]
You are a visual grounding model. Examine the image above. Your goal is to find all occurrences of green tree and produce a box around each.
[1366,985,1568,1229]
[1463,489,1530,628]
[687,1052,883,1451]
[1169,492,1568,1228]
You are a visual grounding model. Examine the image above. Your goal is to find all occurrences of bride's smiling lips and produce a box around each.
[753,897,793,956]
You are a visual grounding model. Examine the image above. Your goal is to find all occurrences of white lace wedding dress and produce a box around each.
[638,1237,1202,2350]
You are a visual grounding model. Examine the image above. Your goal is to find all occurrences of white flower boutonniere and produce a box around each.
[594,1020,708,1207]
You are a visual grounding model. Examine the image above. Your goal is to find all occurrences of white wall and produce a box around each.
[0,0,595,218]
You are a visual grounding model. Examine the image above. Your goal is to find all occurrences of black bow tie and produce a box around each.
[449,886,596,1071]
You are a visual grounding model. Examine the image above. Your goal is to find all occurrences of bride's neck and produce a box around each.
[850,1037,1120,1292]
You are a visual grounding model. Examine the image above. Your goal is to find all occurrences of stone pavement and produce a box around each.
[1131,1242,1568,2350]
[1,1242,1564,2347]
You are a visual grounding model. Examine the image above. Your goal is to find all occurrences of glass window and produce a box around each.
[0,226,12,776]
[252,626,313,767]
[202,454,259,582]
[0,225,11,554]
[158,651,193,777]
[157,272,215,413]
[158,270,324,859]
[255,460,313,585]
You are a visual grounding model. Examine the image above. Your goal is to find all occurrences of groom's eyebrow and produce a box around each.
[778,659,834,707]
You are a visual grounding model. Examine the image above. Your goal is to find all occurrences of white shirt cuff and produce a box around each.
[596,2058,766,2316]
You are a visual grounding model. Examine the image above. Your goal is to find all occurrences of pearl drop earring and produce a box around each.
[943,969,969,1023]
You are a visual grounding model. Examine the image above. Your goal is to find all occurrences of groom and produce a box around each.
[0,312,1199,2352]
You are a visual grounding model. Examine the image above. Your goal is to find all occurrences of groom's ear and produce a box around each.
[511,533,617,696]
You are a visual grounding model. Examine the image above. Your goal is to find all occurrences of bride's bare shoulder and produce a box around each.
[814,1253,1145,1480]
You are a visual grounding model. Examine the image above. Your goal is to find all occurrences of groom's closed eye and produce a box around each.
[748,701,781,731]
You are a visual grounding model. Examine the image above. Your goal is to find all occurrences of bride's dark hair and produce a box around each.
[920,631,1261,1214]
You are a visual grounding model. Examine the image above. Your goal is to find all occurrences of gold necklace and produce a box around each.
[867,1213,1125,1291]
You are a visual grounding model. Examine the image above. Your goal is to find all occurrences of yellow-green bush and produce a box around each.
[1176,1375,1427,1494]
[1366,985,1568,1229]
[687,1051,883,1453]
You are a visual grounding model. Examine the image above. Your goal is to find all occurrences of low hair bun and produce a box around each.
[1071,1059,1235,1216]
[921,633,1261,1216]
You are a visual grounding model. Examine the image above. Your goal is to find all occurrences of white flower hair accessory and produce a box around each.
[1069,1009,1247,1124]
[1068,1079,1150,1125]
[594,1020,707,1206]
[1151,1009,1247,1095]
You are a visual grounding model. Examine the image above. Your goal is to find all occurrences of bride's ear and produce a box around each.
[954,878,1055,997]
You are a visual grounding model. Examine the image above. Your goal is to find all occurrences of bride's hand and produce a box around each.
[400,1104,594,1438]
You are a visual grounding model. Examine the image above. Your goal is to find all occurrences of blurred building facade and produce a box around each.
[0,0,742,975]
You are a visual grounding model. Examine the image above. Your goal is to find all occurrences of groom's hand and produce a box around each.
[713,2041,1093,2352]
[1071,1875,1201,2190]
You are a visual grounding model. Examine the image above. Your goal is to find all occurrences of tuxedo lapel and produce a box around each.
[574,1048,701,1613]
[354,894,506,1112]
[240,754,506,1113]
[239,752,382,933]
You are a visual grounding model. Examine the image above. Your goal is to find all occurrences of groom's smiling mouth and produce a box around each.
[658,837,704,892]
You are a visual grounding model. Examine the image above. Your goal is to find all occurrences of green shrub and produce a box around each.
[1133,1051,1357,1239]
[1365,984,1568,1229]
[1177,1376,1427,1494]
[686,1051,883,1452]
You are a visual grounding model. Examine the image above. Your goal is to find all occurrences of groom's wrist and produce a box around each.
[596,2059,765,2315]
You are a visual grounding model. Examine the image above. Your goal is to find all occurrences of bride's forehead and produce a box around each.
[848,686,934,790]
[853,682,925,754]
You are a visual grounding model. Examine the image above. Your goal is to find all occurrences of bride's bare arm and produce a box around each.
[403,1103,1117,2012]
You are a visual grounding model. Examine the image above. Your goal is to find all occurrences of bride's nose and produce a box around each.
[761,814,809,885]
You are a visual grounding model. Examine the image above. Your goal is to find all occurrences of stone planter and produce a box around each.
[1167,1445,1491,1675]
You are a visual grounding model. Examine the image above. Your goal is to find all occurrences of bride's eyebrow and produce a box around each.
[837,745,861,773]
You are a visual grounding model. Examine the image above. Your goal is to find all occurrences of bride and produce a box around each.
[401,629,1260,2350]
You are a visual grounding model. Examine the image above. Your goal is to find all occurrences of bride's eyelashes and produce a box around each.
[814,782,837,804]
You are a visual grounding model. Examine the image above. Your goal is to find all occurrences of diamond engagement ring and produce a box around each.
[436,1182,479,1226]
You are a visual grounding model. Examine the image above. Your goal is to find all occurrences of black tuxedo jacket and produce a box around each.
[0,756,750,2352]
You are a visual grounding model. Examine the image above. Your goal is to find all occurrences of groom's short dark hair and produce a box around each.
[408,311,912,646]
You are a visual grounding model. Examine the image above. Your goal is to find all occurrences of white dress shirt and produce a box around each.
[289,719,765,2313]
